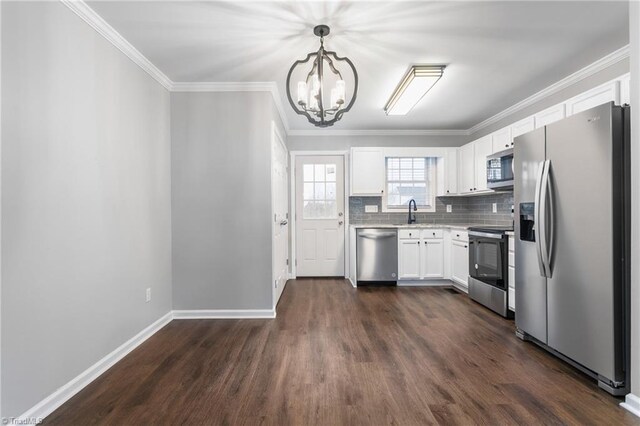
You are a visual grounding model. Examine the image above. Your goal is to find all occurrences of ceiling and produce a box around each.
[88,1,629,131]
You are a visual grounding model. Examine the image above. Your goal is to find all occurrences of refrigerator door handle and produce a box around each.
[544,161,554,278]
[534,160,547,277]
[538,160,552,278]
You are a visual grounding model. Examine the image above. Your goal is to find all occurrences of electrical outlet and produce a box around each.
[446,205,452,213]
[146,288,151,303]
[365,205,379,213]
[492,203,498,213]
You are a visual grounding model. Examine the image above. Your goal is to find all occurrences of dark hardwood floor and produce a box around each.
[46,279,638,425]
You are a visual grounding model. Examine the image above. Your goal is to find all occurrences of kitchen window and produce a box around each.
[384,157,436,212]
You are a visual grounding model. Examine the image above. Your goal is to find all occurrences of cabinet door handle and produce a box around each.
[505,144,509,148]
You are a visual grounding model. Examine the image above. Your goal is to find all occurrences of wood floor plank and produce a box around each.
[45,279,639,425]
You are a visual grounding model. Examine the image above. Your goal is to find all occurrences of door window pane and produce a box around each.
[303,164,314,182]
[314,164,325,182]
[303,183,314,200]
[302,163,339,219]
[326,182,336,200]
[326,165,336,182]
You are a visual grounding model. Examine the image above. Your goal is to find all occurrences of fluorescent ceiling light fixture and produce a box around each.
[384,65,445,116]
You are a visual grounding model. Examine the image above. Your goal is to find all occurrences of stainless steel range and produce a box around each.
[467,226,513,318]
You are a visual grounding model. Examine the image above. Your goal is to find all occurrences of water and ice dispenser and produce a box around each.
[519,202,535,242]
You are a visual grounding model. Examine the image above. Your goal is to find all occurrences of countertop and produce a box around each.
[505,231,515,236]
[350,223,480,231]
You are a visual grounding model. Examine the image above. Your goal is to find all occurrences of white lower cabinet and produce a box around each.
[398,230,444,281]
[422,240,444,278]
[451,240,469,289]
[398,239,421,279]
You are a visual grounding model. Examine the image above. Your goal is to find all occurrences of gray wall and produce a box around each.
[350,193,513,227]
[1,2,172,417]
[171,91,285,310]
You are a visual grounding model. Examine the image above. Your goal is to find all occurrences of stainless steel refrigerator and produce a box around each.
[514,102,630,395]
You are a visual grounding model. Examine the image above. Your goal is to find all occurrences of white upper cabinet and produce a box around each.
[565,81,620,116]
[534,103,565,129]
[444,148,458,195]
[458,143,475,194]
[350,148,385,196]
[621,75,631,106]
[491,127,512,153]
[474,136,493,192]
[458,137,492,194]
[511,116,535,143]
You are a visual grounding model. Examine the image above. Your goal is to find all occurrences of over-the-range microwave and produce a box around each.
[486,148,514,189]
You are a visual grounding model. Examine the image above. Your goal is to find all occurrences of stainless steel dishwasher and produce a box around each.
[356,228,398,283]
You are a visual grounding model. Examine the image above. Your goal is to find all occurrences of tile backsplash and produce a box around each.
[349,192,514,226]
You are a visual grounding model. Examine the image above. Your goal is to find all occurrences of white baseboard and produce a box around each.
[621,393,640,418]
[397,279,453,287]
[172,309,276,319]
[17,311,173,422]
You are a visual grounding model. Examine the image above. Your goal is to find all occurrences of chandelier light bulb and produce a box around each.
[297,81,308,105]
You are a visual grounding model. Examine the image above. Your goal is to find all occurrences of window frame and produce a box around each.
[382,156,437,213]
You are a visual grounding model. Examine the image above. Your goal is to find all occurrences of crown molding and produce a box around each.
[467,44,630,135]
[287,129,468,137]
[60,0,172,91]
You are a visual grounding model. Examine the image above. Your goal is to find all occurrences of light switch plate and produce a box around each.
[446,205,452,213]
[492,203,498,213]
[365,205,379,213]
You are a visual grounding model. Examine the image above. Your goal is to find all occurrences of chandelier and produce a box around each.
[286,25,358,128]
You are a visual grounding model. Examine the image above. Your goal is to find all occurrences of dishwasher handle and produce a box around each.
[358,231,397,239]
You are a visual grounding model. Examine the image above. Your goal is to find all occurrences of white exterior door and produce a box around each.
[295,155,345,277]
[271,124,289,307]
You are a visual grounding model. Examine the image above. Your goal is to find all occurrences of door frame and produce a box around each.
[271,122,289,309]
[290,150,349,279]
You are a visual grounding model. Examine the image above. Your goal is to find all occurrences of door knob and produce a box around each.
[280,220,288,226]
[338,212,343,217]
[338,221,343,226]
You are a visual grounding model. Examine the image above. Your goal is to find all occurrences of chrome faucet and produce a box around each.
[408,199,417,224]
